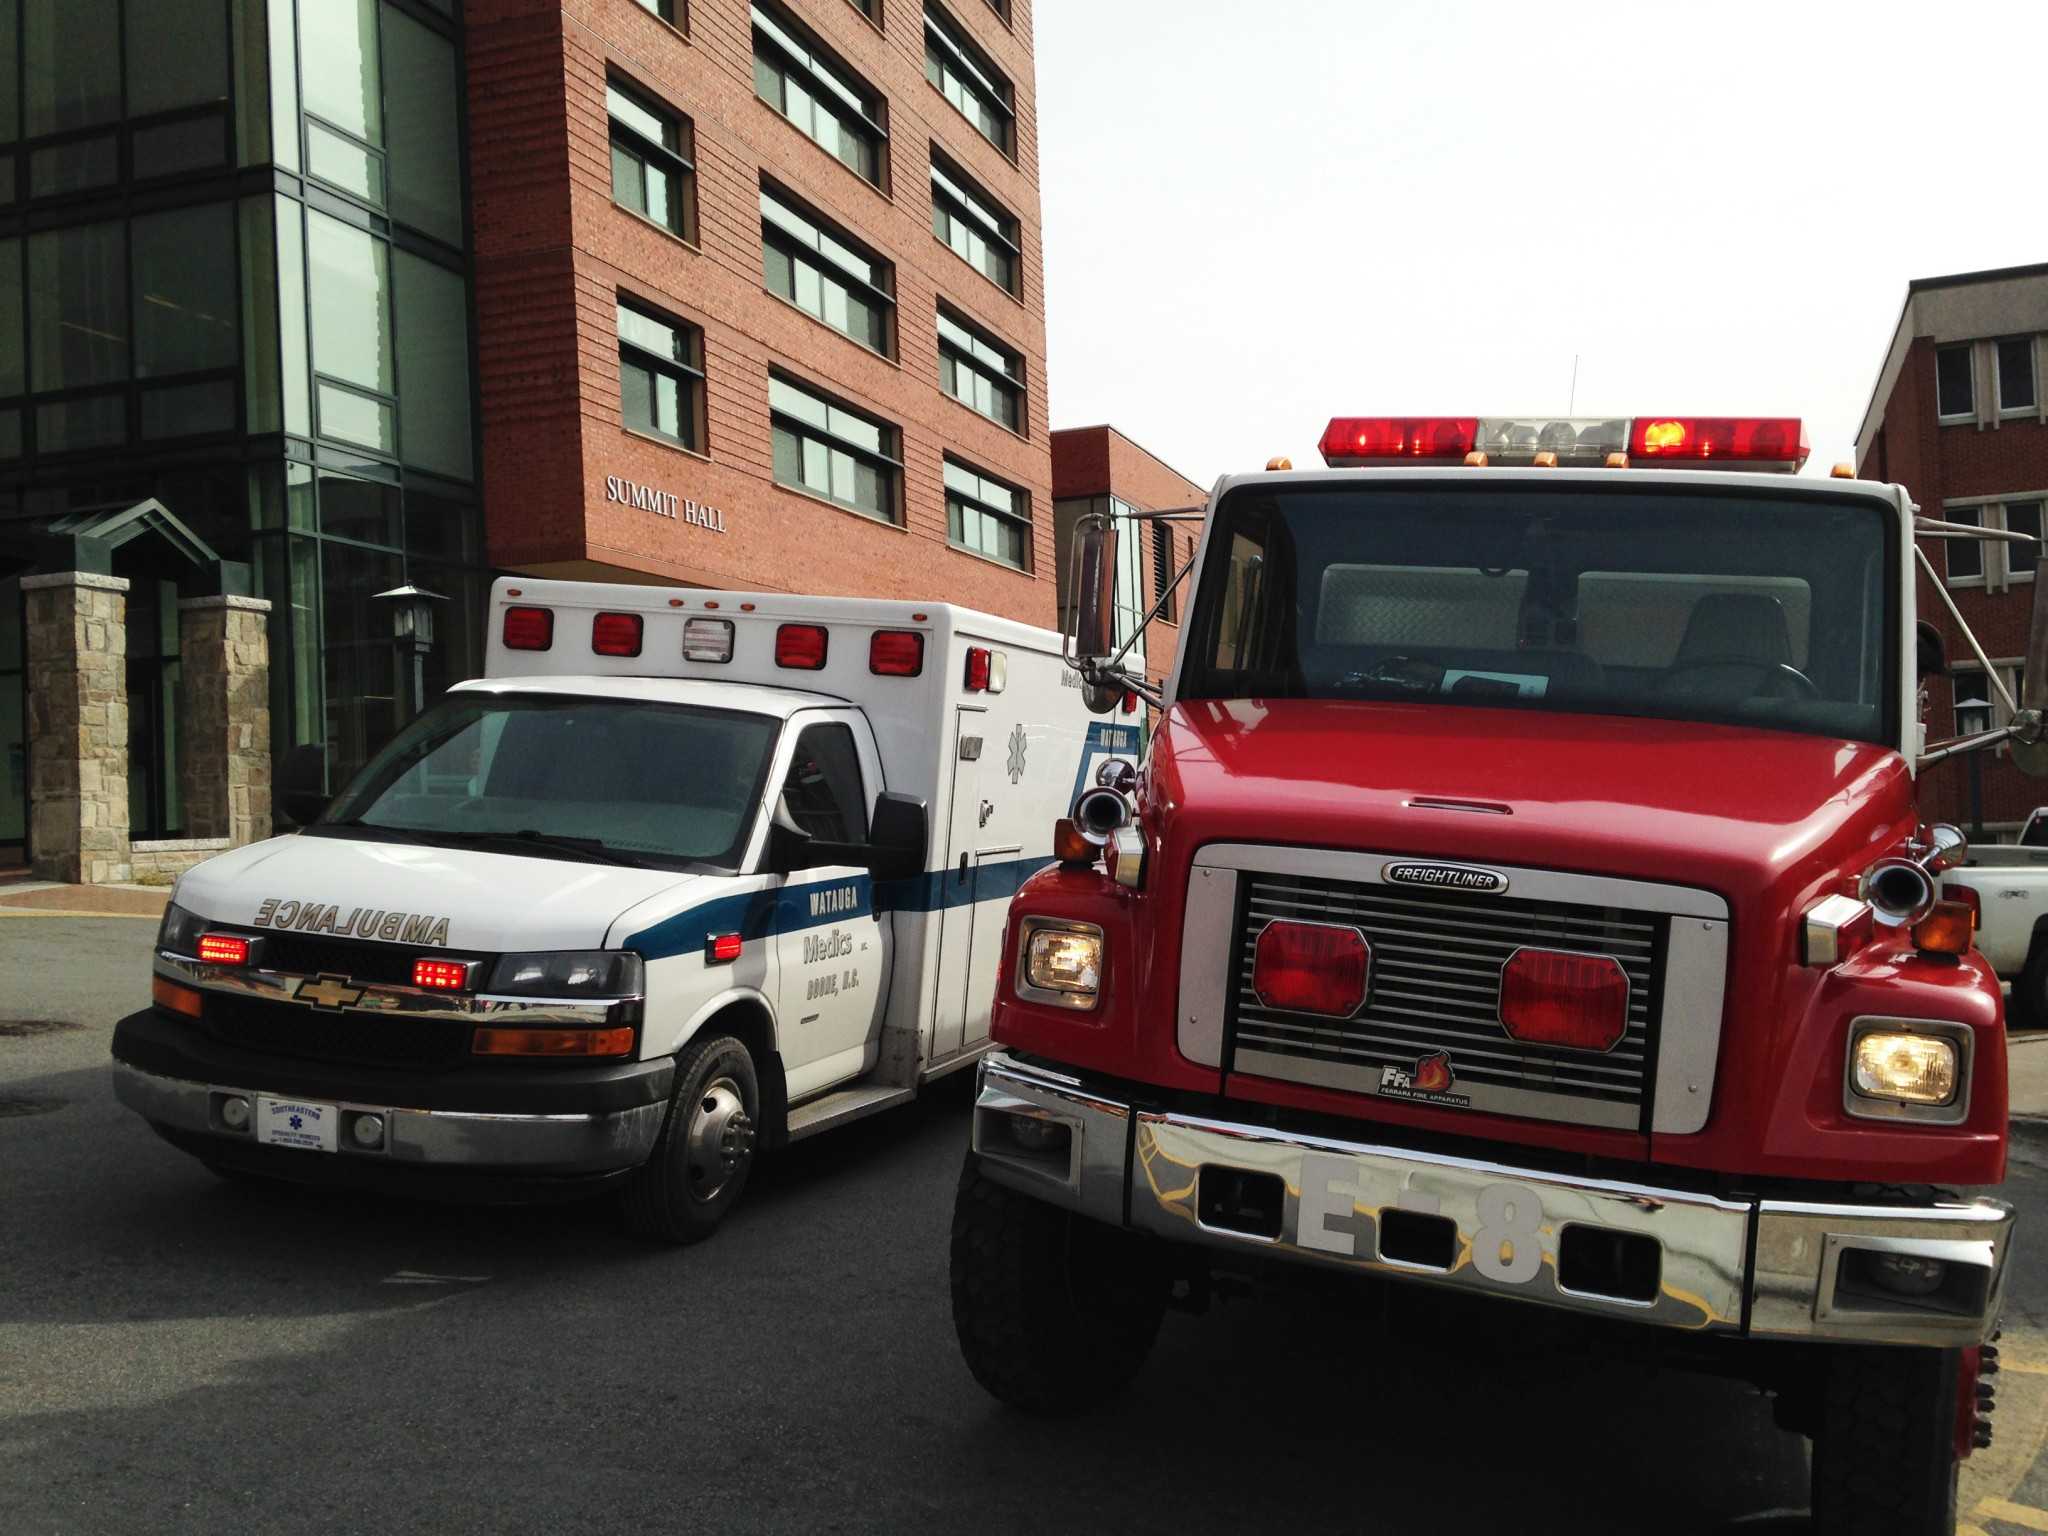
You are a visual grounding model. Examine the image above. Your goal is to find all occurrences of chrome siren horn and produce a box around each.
[1071,787,1134,847]
[1862,858,1937,927]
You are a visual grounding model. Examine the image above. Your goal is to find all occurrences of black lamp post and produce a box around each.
[373,584,445,719]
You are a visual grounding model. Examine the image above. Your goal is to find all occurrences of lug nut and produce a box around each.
[1982,1345,2002,1374]
[220,1096,251,1131]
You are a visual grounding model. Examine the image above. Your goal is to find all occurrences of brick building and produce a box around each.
[469,0,1053,617]
[2,0,1058,879]
[1856,261,2048,838]
[1050,425,1207,697]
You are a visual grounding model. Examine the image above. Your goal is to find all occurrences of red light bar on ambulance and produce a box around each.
[1321,415,1808,472]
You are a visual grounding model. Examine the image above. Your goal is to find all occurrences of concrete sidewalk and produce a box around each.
[2011,1030,2048,1121]
[0,881,170,918]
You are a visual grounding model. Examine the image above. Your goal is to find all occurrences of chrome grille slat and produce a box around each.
[1232,870,1668,1125]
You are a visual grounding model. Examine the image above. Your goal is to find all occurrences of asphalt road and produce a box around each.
[6,914,2048,1535]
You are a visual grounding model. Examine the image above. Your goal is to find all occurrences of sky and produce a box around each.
[1033,0,2048,488]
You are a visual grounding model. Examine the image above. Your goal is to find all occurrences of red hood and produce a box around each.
[1155,698,1913,907]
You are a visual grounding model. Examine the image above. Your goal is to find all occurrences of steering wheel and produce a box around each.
[1660,655,1820,699]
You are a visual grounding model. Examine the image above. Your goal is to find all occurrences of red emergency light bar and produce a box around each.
[1319,415,1808,472]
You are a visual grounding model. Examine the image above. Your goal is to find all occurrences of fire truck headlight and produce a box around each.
[1849,1029,1960,1108]
[1018,920,1103,1011]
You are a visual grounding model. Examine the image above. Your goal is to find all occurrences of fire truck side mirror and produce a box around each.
[1915,622,1946,682]
[1073,521,1118,666]
[2015,557,2048,777]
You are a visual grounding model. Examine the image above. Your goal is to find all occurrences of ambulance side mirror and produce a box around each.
[867,792,929,882]
[279,743,330,828]
[1073,521,1118,666]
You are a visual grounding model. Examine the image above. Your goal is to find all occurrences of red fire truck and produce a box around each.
[949,416,2038,1533]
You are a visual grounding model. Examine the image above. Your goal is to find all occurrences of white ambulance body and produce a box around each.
[112,578,1129,1240]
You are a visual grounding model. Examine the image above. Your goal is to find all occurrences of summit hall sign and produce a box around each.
[604,474,728,534]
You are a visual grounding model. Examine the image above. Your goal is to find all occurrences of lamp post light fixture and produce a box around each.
[373,584,446,718]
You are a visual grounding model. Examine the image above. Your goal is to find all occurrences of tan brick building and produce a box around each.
[469,0,1055,621]
[1856,261,2048,838]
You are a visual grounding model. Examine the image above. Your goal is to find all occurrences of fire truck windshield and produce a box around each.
[1178,483,1897,746]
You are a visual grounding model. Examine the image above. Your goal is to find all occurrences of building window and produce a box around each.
[1937,343,1974,420]
[844,0,878,18]
[936,308,1021,430]
[770,374,900,522]
[618,300,704,451]
[751,3,886,187]
[1942,498,2047,592]
[1151,521,1182,623]
[633,0,680,24]
[609,79,696,240]
[945,457,1028,569]
[985,0,1010,22]
[931,151,1019,295]
[1998,337,2037,415]
[760,184,893,355]
[924,3,1013,155]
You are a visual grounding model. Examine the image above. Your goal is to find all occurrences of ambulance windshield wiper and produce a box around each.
[438,828,647,868]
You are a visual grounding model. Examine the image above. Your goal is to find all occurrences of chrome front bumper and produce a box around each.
[112,1060,666,1174]
[972,1052,2012,1347]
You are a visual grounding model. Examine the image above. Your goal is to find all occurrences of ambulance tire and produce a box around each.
[619,1032,760,1245]
[949,1152,1166,1415]
[1809,1344,1961,1536]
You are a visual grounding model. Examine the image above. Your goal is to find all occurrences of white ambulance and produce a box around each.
[111,579,1128,1241]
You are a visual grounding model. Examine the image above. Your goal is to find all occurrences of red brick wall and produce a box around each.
[1869,334,2048,832]
[467,0,1056,627]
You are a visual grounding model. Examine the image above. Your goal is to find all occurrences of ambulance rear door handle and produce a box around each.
[958,853,969,882]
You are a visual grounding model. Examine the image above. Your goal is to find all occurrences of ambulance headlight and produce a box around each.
[484,951,645,998]
[1017,919,1103,1011]
[157,902,206,955]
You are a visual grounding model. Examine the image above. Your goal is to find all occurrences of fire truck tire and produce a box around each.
[949,1152,1166,1414]
[1809,1345,1960,1536]
[619,1032,759,1245]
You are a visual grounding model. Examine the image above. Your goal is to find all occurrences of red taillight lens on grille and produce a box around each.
[591,611,644,657]
[1252,921,1370,1017]
[412,958,473,991]
[869,630,924,676]
[776,624,828,670]
[197,933,249,966]
[502,606,554,651]
[1498,948,1630,1052]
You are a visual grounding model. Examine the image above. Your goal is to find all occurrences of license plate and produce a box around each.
[255,1096,339,1153]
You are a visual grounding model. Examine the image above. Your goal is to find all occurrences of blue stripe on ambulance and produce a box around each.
[626,722,1129,962]
[623,854,1055,961]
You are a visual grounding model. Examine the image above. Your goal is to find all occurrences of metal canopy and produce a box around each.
[20,498,251,594]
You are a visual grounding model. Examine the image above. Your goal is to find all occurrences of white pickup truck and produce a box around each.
[1944,807,2048,1023]
[112,579,1124,1240]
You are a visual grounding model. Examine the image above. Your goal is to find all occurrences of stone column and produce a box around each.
[23,572,131,884]
[178,595,274,846]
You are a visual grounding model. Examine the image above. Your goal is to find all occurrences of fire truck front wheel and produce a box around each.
[950,1153,1167,1414]
[1809,1345,1963,1536]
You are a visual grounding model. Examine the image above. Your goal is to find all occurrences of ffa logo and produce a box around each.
[1378,1050,1470,1107]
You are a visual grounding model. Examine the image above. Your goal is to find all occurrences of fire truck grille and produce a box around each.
[1228,874,1663,1125]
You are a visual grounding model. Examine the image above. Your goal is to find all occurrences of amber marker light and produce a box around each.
[1911,901,1975,957]
[472,1027,635,1058]
[1053,818,1096,866]
[152,975,203,1018]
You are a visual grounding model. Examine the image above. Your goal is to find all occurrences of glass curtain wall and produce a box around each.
[3,0,485,832]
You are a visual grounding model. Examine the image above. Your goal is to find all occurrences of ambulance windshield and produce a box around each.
[1179,484,1898,746]
[318,693,781,871]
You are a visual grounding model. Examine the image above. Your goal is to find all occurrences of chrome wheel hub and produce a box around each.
[684,1075,754,1202]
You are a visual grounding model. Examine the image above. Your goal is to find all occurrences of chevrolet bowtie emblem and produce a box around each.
[295,975,364,1010]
